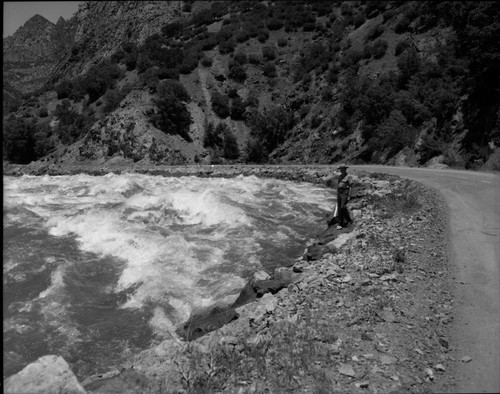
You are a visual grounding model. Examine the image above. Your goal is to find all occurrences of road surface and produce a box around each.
[351,165,500,393]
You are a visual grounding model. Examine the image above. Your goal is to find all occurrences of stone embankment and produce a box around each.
[3,163,454,394]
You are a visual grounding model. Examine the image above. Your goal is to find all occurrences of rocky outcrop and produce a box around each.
[4,355,85,394]
[3,14,77,93]
[51,1,183,81]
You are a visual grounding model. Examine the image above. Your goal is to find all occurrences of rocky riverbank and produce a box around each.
[4,164,455,394]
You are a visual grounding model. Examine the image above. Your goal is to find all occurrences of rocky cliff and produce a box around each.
[50,1,183,81]
[3,14,77,94]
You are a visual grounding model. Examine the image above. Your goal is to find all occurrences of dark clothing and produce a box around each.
[336,173,352,227]
[337,189,352,227]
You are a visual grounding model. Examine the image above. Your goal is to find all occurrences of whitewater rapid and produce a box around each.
[3,173,334,377]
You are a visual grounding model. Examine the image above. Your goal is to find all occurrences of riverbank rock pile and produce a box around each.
[3,165,454,394]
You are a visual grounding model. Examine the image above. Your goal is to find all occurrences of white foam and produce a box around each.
[4,173,334,331]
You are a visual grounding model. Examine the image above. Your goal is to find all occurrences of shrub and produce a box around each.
[3,118,37,163]
[235,30,251,44]
[228,61,247,82]
[395,16,411,34]
[219,39,236,54]
[246,106,294,154]
[83,60,124,103]
[248,53,261,65]
[55,80,72,99]
[140,68,160,91]
[222,126,240,159]
[160,79,190,102]
[103,88,127,114]
[150,82,192,141]
[277,37,288,47]
[234,50,247,65]
[262,45,276,61]
[244,137,268,163]
[263,62,277,78]
[303,22,316,32]
[363,43,373,59]
[200,56,213,67]
[211,91,230,118]
[340,2,353,16]
[230,96,246,120]
[203,122,222,149]
[38,107,49,117]
[157,67,180,80]
[161,21,184,37]
[395,39,411,56]
[354,12,366,28]
[366,24,384,42]
[267,18,284,31]
[372,39,388,59]
[257,29,269,43]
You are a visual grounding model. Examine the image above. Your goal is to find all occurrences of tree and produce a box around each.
[211,91,230,118]
[223,127,240,159]
[151,84,192,141]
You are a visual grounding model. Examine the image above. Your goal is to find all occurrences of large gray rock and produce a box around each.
[4,355,85,394]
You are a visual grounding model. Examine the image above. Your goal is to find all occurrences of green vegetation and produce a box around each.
[203,122,240,162]
[150,80,192,141]
[3,1,499,168]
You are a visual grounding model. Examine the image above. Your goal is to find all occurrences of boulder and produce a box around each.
[177,306,239,340]
[4,355,85,394]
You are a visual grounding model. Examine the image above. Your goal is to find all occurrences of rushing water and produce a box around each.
[3,173,334,379]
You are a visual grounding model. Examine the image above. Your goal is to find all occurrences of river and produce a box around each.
[3,172,334,379]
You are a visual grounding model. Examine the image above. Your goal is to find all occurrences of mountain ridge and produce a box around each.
[3,1,500,170]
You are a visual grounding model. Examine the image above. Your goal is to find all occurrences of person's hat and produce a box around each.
[337,163,349,169]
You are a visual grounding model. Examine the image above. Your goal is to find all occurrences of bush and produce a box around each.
[257,29,269,43]
[267,18,284,31]
[211,91,230,118]
[140,67,160,91]
[203,122,222,149]
[3,118,37,163]
[222,126,240,159]
[219,39,236,54]
[262,45,276,61]
[395,39,411,56]
[103,88,127,114]
[340,2,353,16]
[363,43,373,59]
[354,12,366,28]
[151,83,192,141]
[302,22,316,32]
[277,37,288,47]
[161,21,184,38]
[395,16,411,34]
[228,61,247,82]
[200,56,213,67]
[372,39,388,59]
[234,50,247,65]
[230,96,246,120]
[55,80,72,99]
[244,137,268,163]
[366,24,384,42]
[248,53,261,65]
[263,62,277,78]
[38,107,49,117]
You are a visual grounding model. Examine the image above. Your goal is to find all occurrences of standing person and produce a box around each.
[336,163,352,229]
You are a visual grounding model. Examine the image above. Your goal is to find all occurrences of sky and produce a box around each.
[3,1,82,38]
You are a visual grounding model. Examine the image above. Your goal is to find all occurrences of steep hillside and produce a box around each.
[49,1,184,82]
[3,14,77,95]
[3,1,500,170]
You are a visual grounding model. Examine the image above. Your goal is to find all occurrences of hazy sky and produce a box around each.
[3,1,82,38]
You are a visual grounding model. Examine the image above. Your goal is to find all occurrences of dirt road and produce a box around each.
[351,165,500,393]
